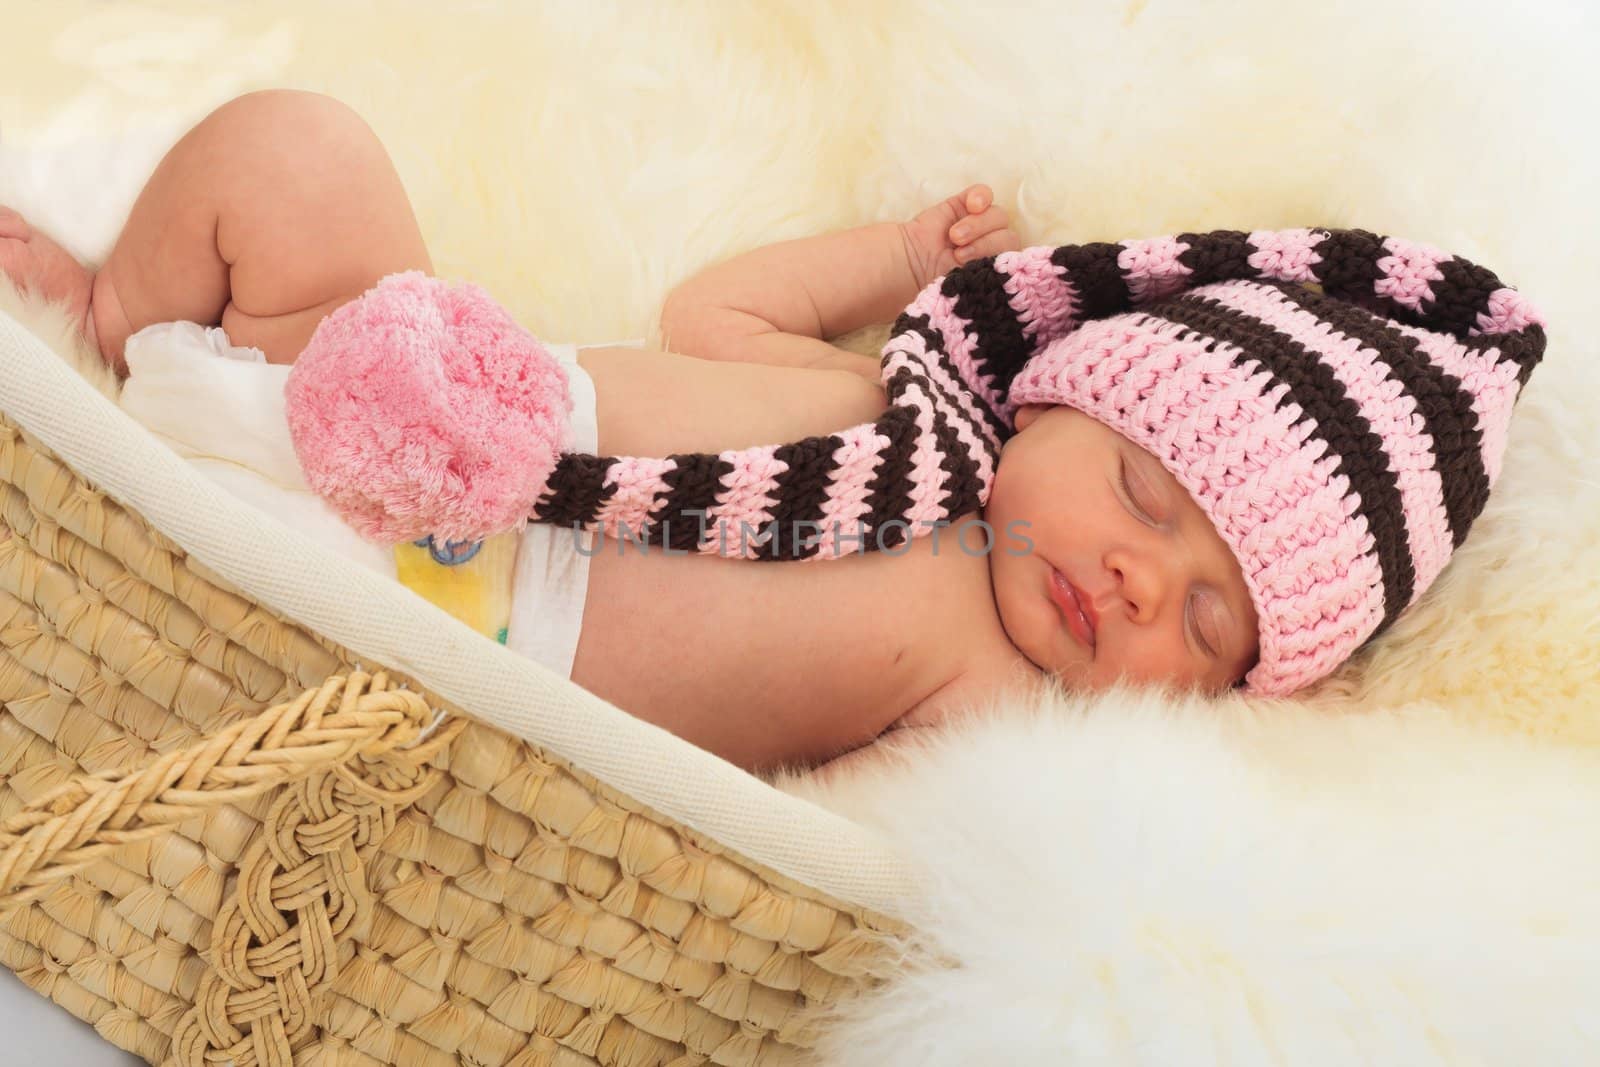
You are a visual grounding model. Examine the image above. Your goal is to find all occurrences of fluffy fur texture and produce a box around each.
[0,283,118,404]
[2,3,1597,1063]
[781,688,1600,1065]
[283,270,572,545]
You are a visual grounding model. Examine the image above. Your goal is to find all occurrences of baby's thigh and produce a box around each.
[212,91,432,360]
[102,89,433,366]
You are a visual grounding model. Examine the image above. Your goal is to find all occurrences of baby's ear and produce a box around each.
[1013,403,1047,432]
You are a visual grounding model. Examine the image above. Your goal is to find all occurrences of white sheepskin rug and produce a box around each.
[3,3,1597,1064]
[781,690,1600,1065]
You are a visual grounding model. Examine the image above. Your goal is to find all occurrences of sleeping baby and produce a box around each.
[0,90,1547,777]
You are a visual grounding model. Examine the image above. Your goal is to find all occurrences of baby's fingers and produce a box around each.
[962,184,993,214]
[949,204,1011,246]
[954,227,1021,264]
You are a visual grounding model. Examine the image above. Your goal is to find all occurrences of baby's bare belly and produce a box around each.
[565,346,1015,773]
[569,513,1003,774]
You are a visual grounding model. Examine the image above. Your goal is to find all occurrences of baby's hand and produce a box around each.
[900,183,1022,291]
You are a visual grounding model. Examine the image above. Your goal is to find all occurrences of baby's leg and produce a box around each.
[91,89,432,371]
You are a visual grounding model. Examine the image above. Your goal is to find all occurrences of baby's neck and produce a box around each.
[889,512,1036,728]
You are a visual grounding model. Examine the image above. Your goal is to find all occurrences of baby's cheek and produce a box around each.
[989,553,1055,671]
[979,451,1030,531]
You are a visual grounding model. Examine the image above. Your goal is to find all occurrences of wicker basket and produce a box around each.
[0,308,921,1065]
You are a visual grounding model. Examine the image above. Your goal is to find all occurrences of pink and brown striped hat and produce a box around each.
[286,228,1547,697]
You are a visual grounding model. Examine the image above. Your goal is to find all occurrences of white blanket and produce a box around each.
[115,320,397,580]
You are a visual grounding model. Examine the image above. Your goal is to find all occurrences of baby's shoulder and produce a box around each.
[892,647,1035,730]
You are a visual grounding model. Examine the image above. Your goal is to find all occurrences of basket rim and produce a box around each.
[0,305,925,924]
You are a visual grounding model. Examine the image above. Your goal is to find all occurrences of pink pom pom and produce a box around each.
[284,271,571,545]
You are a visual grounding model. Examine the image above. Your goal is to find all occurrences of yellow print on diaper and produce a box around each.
[393,532,519,644]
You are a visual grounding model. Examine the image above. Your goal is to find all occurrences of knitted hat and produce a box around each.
[286,228,1546,697]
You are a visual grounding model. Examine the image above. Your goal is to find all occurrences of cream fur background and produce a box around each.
[3,1,1598,1063]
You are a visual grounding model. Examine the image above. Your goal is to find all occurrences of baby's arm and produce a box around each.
[577,345,885,456]
[658,221,917,377]
[658,185,1017,378]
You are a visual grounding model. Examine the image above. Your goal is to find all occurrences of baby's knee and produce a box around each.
[202,89,412,252]
[214,88,367,133]
[207,89,383,167]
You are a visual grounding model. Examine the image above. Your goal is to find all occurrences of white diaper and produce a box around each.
[114,322,635,682]
[504,342,600,679]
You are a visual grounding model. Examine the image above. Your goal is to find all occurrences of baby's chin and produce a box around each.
[988,552,1087,682]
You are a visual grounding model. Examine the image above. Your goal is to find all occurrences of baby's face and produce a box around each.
[985,404,1260,695]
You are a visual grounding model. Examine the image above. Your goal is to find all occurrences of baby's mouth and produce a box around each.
[1047,566,1097,651]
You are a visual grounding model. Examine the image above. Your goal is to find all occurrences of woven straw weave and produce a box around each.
[0,412,912,1066]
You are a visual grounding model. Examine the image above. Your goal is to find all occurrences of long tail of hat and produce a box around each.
[529,228,1545,562]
